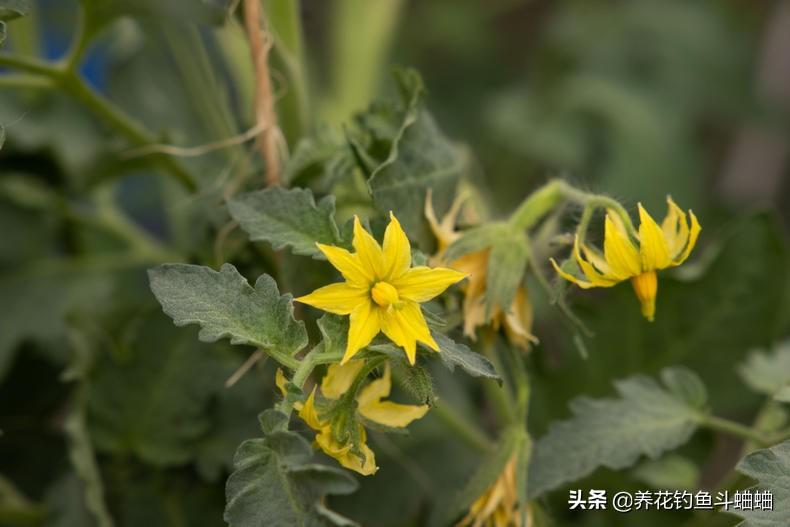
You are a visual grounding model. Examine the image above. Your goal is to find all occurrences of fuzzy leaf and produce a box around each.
[228,187,346,259]
[432,332,501,383]
[224,429,359,527]
[738,340,790,397]
[730,439,790,526]
[148,263,308,361]
[367,69,465,244]
[528,367,707,497]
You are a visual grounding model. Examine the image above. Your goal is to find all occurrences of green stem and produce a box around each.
[509,178,637,238]
[0,53,58,76]
[432,400,492,453]
[700,415,771,447]
[61,71,196,191]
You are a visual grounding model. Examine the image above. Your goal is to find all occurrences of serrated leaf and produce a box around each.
[0,0,28,20]
[228,187,346,259]
[528,367,707,497]
[730,439,790,526]
[148,263,308,363]
[367,69,465,245]
[224,430,359,527]
[738,340,790,397]
[431,332,501,382]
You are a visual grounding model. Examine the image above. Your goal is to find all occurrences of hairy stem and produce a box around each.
[700,415,772,447]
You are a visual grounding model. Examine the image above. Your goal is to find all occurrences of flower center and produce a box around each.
[630,270,657,322]
[371,281,400,308]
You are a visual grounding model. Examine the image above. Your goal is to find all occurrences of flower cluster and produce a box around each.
[280,361,428,475]
[552,197,700,321]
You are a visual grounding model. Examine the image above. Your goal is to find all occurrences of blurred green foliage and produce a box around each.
[1,0,789,526]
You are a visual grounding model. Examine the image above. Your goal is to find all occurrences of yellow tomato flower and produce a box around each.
[551,197,701,321]
[296,213,467,365]
[458,455,528,527]
[290,361,429,476]
[426,193,537,349]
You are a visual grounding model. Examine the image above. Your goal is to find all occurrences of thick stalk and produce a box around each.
[700,415,771,447]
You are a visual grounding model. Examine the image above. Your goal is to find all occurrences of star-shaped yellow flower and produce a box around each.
[296,213,467,365]
[551,197,701,321]
[288,361,430,475]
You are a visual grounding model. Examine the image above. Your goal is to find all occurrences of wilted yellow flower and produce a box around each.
[296,213,466,365]
[425,193,537,349]
[551,197,700,321]
[458,456,527,527]
[289,361,429,476]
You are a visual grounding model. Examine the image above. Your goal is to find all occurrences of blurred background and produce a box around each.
[1,0,788,526]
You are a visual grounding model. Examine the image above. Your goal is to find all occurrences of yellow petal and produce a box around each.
[352,216,384,279]
[342,301,382,364]
[603,213,642,277]
[637,203,671,271]
[502,286,539,350]
[573,235,623,285]
[672,210,701,265]
[316,243,373,286]
[295,282,368,315]
[382,301,438,365]
[315,429,378,476]
[321,360,366,400]
[360,400,430,428]
[297,387,325,430]
[631,270,658,321]
[357,363,392,403]
[424,189,465,253]
[661,196,690,257]
[357,365,430,428]
[275,368,287,397]
[391,266,467,303]
[550,258,594,289]
[381,212,412,280]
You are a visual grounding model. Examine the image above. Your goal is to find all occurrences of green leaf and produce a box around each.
[738,340,790,397]
[0,22,5,47]
[224,429,359,527]
[367,69,466,245]
[0,0,28,20]
[432,332,501,383]
[87,315,226,466]
[148,263,308,364]
[528,367,707,497]
[228,187,346,259]
[730,439,790,526]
